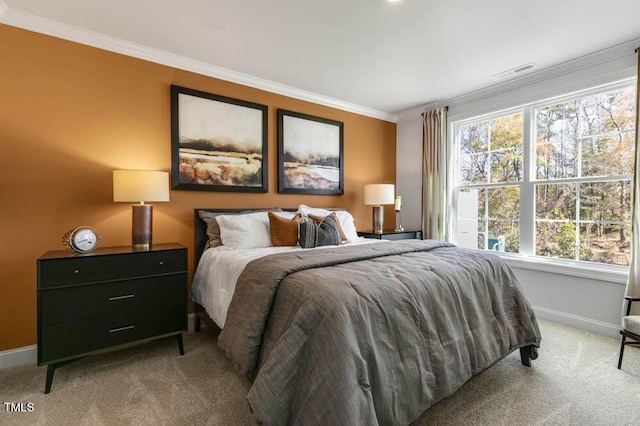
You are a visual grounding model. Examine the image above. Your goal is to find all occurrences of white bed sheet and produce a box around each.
[191,238,383,328]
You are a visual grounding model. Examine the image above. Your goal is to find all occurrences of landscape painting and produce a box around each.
[277,109,344,195]
[170,85,268,192]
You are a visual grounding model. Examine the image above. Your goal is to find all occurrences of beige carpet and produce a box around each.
[1,320,639,425]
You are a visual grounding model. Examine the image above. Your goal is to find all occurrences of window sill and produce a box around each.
[499,253,629,284]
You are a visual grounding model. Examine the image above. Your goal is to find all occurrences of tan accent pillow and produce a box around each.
[308,213,347,242]
[268,212,300,247]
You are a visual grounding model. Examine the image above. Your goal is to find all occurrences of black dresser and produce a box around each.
[37,243,187,393]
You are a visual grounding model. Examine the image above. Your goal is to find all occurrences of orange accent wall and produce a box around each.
[0,24,396,352]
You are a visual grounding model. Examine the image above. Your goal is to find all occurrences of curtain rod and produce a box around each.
[421,106,449,117]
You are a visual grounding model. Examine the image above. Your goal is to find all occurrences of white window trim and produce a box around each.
[502,254,628,284]
[449,77,636,276]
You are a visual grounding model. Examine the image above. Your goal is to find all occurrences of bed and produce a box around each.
[191,207,541,425]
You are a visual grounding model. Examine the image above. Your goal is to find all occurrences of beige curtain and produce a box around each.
[421,107,448,240]
[625,49,640,316]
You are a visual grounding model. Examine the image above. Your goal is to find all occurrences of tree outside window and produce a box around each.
[454,83,636,266]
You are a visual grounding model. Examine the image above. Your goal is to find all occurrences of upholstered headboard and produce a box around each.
[193,208,296,266]
[193,207,345,266]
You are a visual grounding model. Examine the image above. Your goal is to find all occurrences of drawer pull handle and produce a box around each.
[74,269,80,274]
[159,261,164,265]
[108,294,135,301]
[109,325,135,333]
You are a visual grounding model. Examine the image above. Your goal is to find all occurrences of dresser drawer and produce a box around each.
[40,305,186,363]
[40,274,186,326]
[38,249,186,288]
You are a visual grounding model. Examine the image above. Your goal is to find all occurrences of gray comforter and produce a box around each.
[218,240,541,425]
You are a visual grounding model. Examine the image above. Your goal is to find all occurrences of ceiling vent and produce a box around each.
[492,62,537,80]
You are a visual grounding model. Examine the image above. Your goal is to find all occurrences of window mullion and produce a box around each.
[575,98,583,261]
[520,107,535,256]
[575,183,581,261]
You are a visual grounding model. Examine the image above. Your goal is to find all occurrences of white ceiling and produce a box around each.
[3,0,640,119]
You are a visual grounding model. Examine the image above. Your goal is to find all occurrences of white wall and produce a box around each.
[396,39,639,339]
[511,266,626,338]
[396,114,423,230]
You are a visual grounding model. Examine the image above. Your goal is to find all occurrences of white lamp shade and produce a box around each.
[364,184,395,205]
[113,170,170,203]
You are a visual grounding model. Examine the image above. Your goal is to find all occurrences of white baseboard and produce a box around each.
[533,305,621,339]
[0,344,36,370]
[0,313,199,371]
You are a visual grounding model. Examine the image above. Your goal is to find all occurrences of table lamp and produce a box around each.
[364,184,395,233]
[113,170,170,249]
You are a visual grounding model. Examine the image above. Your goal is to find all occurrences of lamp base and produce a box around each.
[132,204,153,249]
[372,206,384,234]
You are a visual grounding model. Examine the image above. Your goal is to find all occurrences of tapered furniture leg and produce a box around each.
[44,364,56,394]
[618,335,626,369]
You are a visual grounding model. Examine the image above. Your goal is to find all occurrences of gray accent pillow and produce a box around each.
[198,211,225,248]
[298,214,341,248]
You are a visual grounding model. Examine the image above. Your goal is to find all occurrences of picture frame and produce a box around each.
[277,109,344,195]
[170,85,268,192]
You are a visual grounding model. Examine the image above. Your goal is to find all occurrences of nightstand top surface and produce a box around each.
[38,242,185,260]
[358,229,420,235]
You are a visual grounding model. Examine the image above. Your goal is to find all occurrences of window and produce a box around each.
[453,82,636,267]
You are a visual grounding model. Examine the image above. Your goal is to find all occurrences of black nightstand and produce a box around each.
[357,230,422,240]
[37,243,187,393]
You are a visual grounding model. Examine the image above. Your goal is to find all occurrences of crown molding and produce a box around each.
[0,7,397,123]
[396,38,640,123]
[448,38,639,105]
[396,102,443,123]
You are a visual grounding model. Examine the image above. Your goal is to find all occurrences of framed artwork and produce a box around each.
[170,85,268,192]
[277,109,344,195]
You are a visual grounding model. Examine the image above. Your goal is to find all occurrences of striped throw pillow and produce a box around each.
[298,214,342,248]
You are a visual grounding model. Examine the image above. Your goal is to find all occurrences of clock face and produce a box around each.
[71,227,99,253]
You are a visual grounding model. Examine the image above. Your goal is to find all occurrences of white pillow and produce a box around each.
[216,212,272,249]
[297,204,359,241]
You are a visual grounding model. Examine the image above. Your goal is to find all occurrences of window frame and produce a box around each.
[449,78,635,282]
